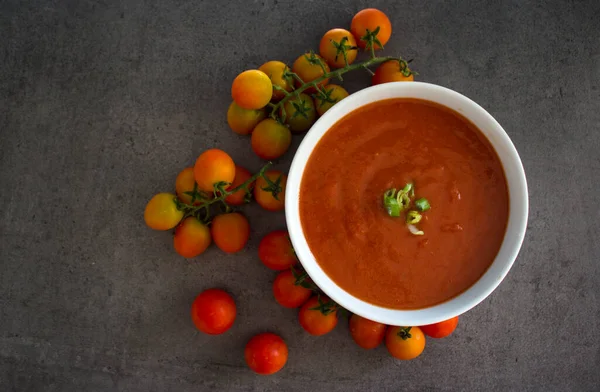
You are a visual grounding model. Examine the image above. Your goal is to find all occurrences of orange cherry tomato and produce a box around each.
[227,101,266,135]
[251,119,292,160]
[385,326,426,360]
[292,53,330,92]
[191,288,236,335]
[349,314,387,349]
[175,167,209,205]
[193,149,236,193]
[298,296,338,336]
[245,333,288,375]
[231,69,273,110]
[173,217,211,258]
[420,316,459,338]
[144,193,184,230]
[210,212,250,254]
[281,93,316,133]
[259,61,293,101]
[254,171,286,211]
[273,269,312,308]
[225,165,253,206]
[372,60,414,85]
[319,28,358,68]
[314,84,349,116]
[351,8,392,50]
[258,230,298,270]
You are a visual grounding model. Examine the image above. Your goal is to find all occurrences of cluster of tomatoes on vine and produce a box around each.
[228,9,414,162]
[143,8,456,376]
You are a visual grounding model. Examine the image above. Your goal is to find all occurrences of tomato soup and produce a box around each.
[299,98,509,309]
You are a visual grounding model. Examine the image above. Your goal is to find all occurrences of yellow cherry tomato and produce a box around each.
[372,60,414,85]
[319,29,358,68]
[292,53,330,92]
[227,101,266,135]
[314,84,349,116]
[281,93,316,133]
[144,193,184,230]
[231,70,272,109]
[259,61,293,101]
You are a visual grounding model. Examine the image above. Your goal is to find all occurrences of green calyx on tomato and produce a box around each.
[397,326,413,340]
[260,173,283,201]
[308,295,340,316]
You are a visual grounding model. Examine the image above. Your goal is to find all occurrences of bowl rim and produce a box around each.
[285,81,528,326]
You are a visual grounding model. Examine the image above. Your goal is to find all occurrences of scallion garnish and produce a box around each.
[383,189,401,217]
[382,184,430,235]
[415,198,431,212]
[406,210,422,224]
[383,183,413,217]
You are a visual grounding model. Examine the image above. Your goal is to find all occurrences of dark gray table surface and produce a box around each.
[1,0,599,391]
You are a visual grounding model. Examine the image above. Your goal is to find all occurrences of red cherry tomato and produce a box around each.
[225,165,253,206]
[420,316,459,338]
[349,314,386,349]
[190,289,236,335]
[272,270,312,308]
[210,212,250,254]
[298,296,338,336]
[258,230,298,270]
[173,217,211,258]
[245,333,288,375]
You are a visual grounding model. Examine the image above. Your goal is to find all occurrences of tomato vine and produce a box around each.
[174,162,280,224]
[269,32,413,124]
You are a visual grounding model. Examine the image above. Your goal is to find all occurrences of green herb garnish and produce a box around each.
[415,198,431,212]
[382,184,431,235]
[406,210,422,224]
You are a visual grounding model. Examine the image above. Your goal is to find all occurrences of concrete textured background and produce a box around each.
[1,0,599,391]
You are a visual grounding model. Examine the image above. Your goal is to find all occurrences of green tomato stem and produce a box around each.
[175,162,273,221]
[269,54,401,121]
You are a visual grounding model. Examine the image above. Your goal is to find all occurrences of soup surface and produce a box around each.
[299,98,509,309]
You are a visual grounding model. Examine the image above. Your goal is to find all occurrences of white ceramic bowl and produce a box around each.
[285,82,528,326]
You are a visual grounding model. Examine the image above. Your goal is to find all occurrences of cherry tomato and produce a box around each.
[298,296,338,336]
[245,333,288,375]
[349,314,386,349]
[273,270,311,308]
[420,316,459,338]
[144,193,184,230]
[210,212,250,254]
[319,28,358,68]
[385,326,426,360]
[292,53,330,92]
[254,171,286,211]
[351,8,392,50]
[225,165,253,206]
[258,230,297,270]
[281,93,316,133]
[314,84,349,116]
[251,119,292,160]
[173,217,211,258]
[372,60,414,85]
[227,101,266,135]
[191,288,236,335]
[259,61,293,101]
[193,149,236,193]
[231,69,272,110]
[175,167,208,205]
